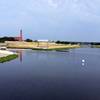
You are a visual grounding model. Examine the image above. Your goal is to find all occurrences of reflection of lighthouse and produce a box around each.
[15,50,23,62]
[19,50,22,62]
[17,50,23,62]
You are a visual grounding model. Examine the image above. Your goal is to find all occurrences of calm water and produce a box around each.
[0,48,100,100]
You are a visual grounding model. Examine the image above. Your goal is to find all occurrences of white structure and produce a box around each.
[37,40,49,42]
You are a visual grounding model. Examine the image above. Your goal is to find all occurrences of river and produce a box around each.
[0,48,100,100]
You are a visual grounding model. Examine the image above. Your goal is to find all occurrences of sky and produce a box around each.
[0,0,100,42]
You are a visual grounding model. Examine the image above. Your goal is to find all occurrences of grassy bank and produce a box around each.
[0,54,18,63]
[91,45,100,48]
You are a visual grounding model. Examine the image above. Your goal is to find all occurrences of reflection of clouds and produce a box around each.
[82,62,85,66]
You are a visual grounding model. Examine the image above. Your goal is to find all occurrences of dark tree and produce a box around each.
[34,40,38,42]
[25,39,33,42]
[0,37,16,43]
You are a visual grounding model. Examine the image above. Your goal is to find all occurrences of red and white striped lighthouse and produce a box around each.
[14,29,23,41]
[20,29,23,41]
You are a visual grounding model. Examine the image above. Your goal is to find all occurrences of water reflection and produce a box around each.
[17,50,23,62]
[1,48,100,100]
[9,49,23,62]
[82,62,85,66]
[81,59,86,67]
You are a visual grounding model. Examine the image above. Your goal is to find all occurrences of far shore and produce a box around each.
[91,45,100,48]
[5,41,80,50]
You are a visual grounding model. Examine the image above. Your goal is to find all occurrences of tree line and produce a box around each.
[0,37,100,45]
[0,37,16,43]
[56,41,100,45]
[55,41,78,44]
[0,37,33,43]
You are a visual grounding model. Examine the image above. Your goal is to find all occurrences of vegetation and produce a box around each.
[56,41,79,45]
[0,54,18,63]
[0,37,16,43]
[56,41,100,46]
[91,42,100,48]
[91,42,100,45]
[33,40,38,42]
[91,45,100,48]
[25,39,33,42]
[0,36,100,46]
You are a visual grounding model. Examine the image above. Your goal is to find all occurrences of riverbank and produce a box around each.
[5,41,80,50]
[91,45,100,48]
[0,50,18,63]
[0,54,18,63]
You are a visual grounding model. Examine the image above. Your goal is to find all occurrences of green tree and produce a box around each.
[25,39,33,42]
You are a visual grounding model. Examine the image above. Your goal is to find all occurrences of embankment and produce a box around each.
[5,41,80,50]
[0,50,18,63]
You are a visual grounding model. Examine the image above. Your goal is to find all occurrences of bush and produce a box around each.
[25,39,33,42]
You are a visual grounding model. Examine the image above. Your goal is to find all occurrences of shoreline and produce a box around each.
[32,45,80,51]
[0,50,18,63]
[5,41,80,49]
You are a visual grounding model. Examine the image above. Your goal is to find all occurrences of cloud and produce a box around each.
[47,0,66,8]
[0,0,100,41]
[48,0,58,8]
[71,0,100,16]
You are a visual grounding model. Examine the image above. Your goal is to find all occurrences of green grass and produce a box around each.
[0,54,18,63]
[91,45,100,48]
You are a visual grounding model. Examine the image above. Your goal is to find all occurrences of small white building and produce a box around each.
[37,40,49,42]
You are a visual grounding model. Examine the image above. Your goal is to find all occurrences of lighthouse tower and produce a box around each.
[20,29,23,41]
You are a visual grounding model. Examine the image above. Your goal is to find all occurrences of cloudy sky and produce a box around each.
[0,0,100,42]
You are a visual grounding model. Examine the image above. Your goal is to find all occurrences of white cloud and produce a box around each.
[47,0,66,8]
[48,0,58,8]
